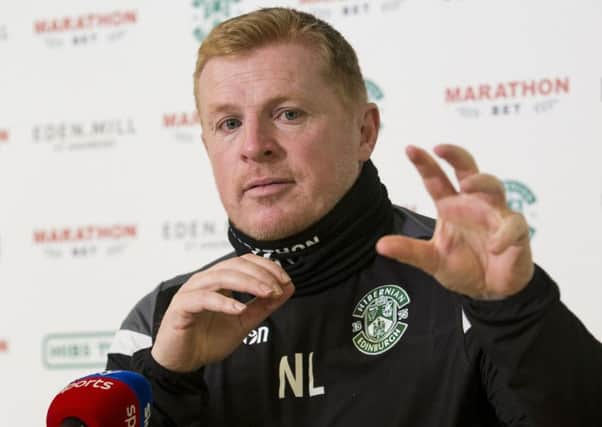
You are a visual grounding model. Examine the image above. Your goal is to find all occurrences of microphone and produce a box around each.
[46,370,152,427]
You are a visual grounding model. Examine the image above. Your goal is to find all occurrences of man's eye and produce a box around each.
[279,110,302,121]
[220,118,241,131]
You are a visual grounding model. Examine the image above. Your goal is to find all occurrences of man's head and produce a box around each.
[193,7,367,114]
[194,8,380,240]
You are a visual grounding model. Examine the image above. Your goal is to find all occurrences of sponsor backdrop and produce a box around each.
[1,0,601,423]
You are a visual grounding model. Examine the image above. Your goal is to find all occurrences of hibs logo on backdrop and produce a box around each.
[365,79,384,103]
[351,285,410,355]
[503,180,537,238]
[192,0,241,42]
[365,79,385,128]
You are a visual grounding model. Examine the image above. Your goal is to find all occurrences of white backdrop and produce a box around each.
[1,0,601,424]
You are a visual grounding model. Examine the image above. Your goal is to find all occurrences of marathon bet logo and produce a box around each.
[43,332,114,369]
[503,180,537,238]
[351,285,410,355]
[162,111,200,143]
[192,0,242,43]
[32,117,136,152]
[34,10,137,47]
[445,77,570,118]
[33,224,137,259]
[296,0,404,20]
[162,219,229,251]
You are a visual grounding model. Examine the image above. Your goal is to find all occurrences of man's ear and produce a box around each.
[357,103,380,161]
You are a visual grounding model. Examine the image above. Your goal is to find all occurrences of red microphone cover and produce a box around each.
[47,371,151,427]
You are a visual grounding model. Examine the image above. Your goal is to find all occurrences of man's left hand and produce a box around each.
[377,144,534,300]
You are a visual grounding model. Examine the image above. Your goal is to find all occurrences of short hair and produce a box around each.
[193,7,367,113]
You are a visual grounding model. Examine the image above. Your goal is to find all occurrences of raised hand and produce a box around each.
[377,144,534,300]
[151,254,294,372]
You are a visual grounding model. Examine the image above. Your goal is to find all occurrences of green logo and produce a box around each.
[365,79,385,129]
[192,0,240,42]
[503,180,537,238]
[365,79,384,102]
[352,285,410,355]
[42,331,115,370]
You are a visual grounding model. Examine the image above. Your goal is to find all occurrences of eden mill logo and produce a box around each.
[33,224,137,258]
[446,76,570,118]
[162,112,200,143]
[162,219,229,251]
[32,117,136,151]
[34,10,137,47]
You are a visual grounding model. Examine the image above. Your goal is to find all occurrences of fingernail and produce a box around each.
[281,272,292,283]
[233,301,246,311]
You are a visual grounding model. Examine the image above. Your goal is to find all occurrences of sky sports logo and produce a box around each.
[34,10,137,47]
[445,77,570,118]
[33,224,138,259]
[43,332,114,369]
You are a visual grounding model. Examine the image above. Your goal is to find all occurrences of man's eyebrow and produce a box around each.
[205,96,307,117]
[205,103,240,116]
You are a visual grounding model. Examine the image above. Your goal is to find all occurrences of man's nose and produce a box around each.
[240,119,282,162]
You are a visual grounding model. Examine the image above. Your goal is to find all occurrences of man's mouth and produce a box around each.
[243,177,295,197]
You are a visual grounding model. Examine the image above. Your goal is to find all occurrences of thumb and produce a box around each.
[376,235,438,276]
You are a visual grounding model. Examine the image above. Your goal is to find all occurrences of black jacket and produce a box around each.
[107,206,602,426]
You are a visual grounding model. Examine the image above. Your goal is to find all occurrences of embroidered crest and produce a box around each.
[351,285,410,355]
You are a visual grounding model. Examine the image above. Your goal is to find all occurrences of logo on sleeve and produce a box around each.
[351,285,410,355]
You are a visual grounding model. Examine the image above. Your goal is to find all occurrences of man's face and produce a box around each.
[197,42,377,240]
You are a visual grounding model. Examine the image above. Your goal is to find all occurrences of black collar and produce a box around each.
[228,160,393,296]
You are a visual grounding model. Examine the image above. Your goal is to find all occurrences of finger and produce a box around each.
[211,255,290,296]
[240,281,295,329]
[488,213,530,254]
[175,289,247,316]
[406,145,457,201]
[434,144,479,182]
[376,235,438,276]
[437,194,501,230]
[183,269,280,299]
[460,173,507,208]
[239,253,292,284]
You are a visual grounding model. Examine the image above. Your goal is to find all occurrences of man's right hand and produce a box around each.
[151,253,294,372]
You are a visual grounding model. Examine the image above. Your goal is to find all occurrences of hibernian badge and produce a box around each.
[351,285,410,355]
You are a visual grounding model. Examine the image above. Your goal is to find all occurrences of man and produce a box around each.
[107,7,601,426]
